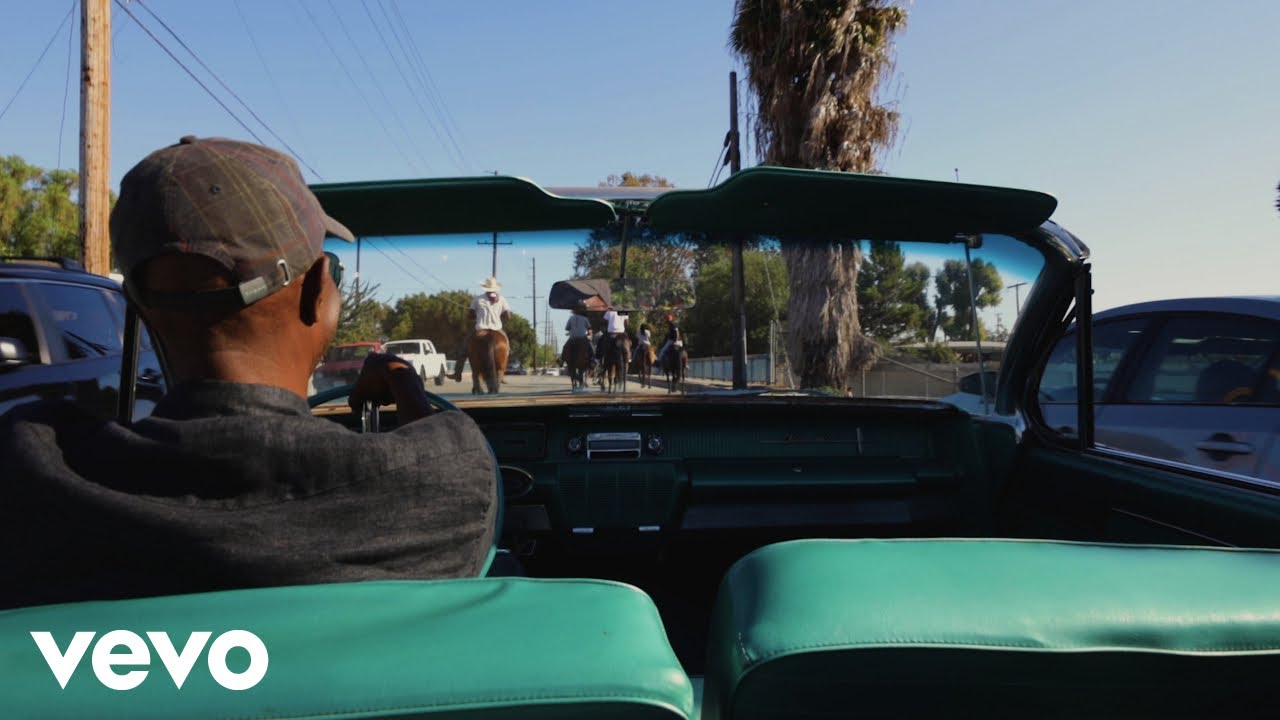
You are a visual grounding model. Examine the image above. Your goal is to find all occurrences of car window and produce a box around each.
[1125,315,1280,405]
[385,341,418,355]
[31,283,121,360]
[1040,318,1147,403]
[0,284,40,360]
[102,291,157,351]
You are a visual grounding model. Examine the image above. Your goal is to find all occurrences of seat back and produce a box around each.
[2,578,693,719]
[705,539,1280,719]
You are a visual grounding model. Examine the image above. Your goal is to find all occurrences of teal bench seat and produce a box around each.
[1,578,694,719]
[705,538,1280,719]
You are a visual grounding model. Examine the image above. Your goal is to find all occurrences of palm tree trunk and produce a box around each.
[783,241,879,391]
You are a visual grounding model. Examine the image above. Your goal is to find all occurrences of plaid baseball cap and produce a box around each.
[111,136,354,311]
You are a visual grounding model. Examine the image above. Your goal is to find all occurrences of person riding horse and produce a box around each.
[449,276,511,382]
[561,302,593,389]
[595,304,628,363]
[633,323,653,366]
[655,314,684,367]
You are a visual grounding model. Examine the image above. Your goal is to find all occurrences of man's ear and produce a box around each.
[299,256,327,325]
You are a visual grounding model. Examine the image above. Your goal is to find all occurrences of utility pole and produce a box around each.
[729,71,748,389]
[79,0,111,275]
[527,258,537,372]
[480,170,511,277]
[1007,281,1028,317]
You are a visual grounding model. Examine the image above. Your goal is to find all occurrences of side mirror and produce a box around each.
[0,337,33,368]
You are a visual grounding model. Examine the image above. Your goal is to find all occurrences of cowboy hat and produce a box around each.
[479,276,502,292]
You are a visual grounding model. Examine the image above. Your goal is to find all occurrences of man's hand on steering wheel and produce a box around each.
[349,353,437,424]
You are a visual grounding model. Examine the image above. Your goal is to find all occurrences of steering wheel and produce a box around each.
[307,383,461,414]
[306,383,505,575]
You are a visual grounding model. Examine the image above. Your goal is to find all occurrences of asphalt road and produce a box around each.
[431,370,721,399]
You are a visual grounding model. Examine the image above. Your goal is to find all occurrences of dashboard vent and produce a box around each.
[586,432,642,460]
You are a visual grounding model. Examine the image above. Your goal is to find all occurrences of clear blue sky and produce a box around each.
[3,0,1277,323]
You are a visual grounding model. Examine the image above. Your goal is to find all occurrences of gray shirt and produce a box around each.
[0,381,497,609]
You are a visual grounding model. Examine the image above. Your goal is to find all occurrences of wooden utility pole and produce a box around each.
[729,71,748,389]
[530,258,537,372]
[79,0,111,275]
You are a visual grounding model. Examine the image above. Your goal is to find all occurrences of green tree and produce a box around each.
[857,241,932,343]
[334,277,389,345]
[382,289,538,366]
[1,156,80,259]
[683,248,788,355]
[933,258,1003,340]
[383,290,474,353]
[731,0,908,391]
[504,312,538,367]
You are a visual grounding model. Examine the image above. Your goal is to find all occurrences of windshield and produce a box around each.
[317,225,1045,406]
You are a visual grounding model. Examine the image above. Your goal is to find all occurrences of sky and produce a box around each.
[2,0,1278,345]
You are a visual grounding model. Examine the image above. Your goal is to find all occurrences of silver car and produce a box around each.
[1036,297,1280,483]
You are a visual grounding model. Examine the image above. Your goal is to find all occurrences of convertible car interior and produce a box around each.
[6,169,1280,718]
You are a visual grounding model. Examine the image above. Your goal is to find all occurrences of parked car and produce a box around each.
[938,369,999,416]
[382,338,448,385]
[311,341,383,391]
[1034,296,1280,483]
[0,257,166,420]
[506,359,527,375]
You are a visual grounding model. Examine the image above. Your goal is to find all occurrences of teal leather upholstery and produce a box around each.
[705,539,1280,719]
[2,578,693,719]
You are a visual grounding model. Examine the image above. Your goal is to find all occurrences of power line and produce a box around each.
[132,0,324,181]
[707,140,728,188]
[323,0,433,175]
[113,0,268,146]
[362,238,472,312]
[364,0,465,172]
[56,3,76,169]
[232,0,316,179]
[295,0,412,177]
[387,0,470,168]
[0,1,75,127]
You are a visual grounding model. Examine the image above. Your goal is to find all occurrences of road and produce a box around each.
[431,371,728,399]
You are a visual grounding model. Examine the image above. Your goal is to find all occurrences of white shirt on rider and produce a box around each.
[604,309,627,334]
[472,293,511,331]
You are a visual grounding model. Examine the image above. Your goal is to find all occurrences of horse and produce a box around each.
[635,342,655,388]
[466,329,509,394]
[661,344,688,394]
[562,337,593,391]
[600,333,631,394]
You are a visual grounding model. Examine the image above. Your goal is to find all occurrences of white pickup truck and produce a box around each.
[382,339,449,386]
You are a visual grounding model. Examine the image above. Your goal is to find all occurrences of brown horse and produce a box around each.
[562,337,593,391]
[600,333,631,394]
[467,329,509,394]
[661,344,688,394]
[635,342,655,388]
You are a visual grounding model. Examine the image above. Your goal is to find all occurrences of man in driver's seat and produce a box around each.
[0,137,497,610]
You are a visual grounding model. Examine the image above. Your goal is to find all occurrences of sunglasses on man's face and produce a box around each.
[324,251,344,289]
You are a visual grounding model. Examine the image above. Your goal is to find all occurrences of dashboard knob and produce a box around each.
[646,434,664,455]
[566,436,584,454]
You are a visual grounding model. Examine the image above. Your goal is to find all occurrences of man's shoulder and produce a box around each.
[0,397,98,434]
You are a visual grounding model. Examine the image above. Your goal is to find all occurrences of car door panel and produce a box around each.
[1005,444,1280,549]
[1098,404,1278,481]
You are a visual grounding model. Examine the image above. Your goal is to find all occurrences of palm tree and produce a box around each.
[730,0,907,391]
